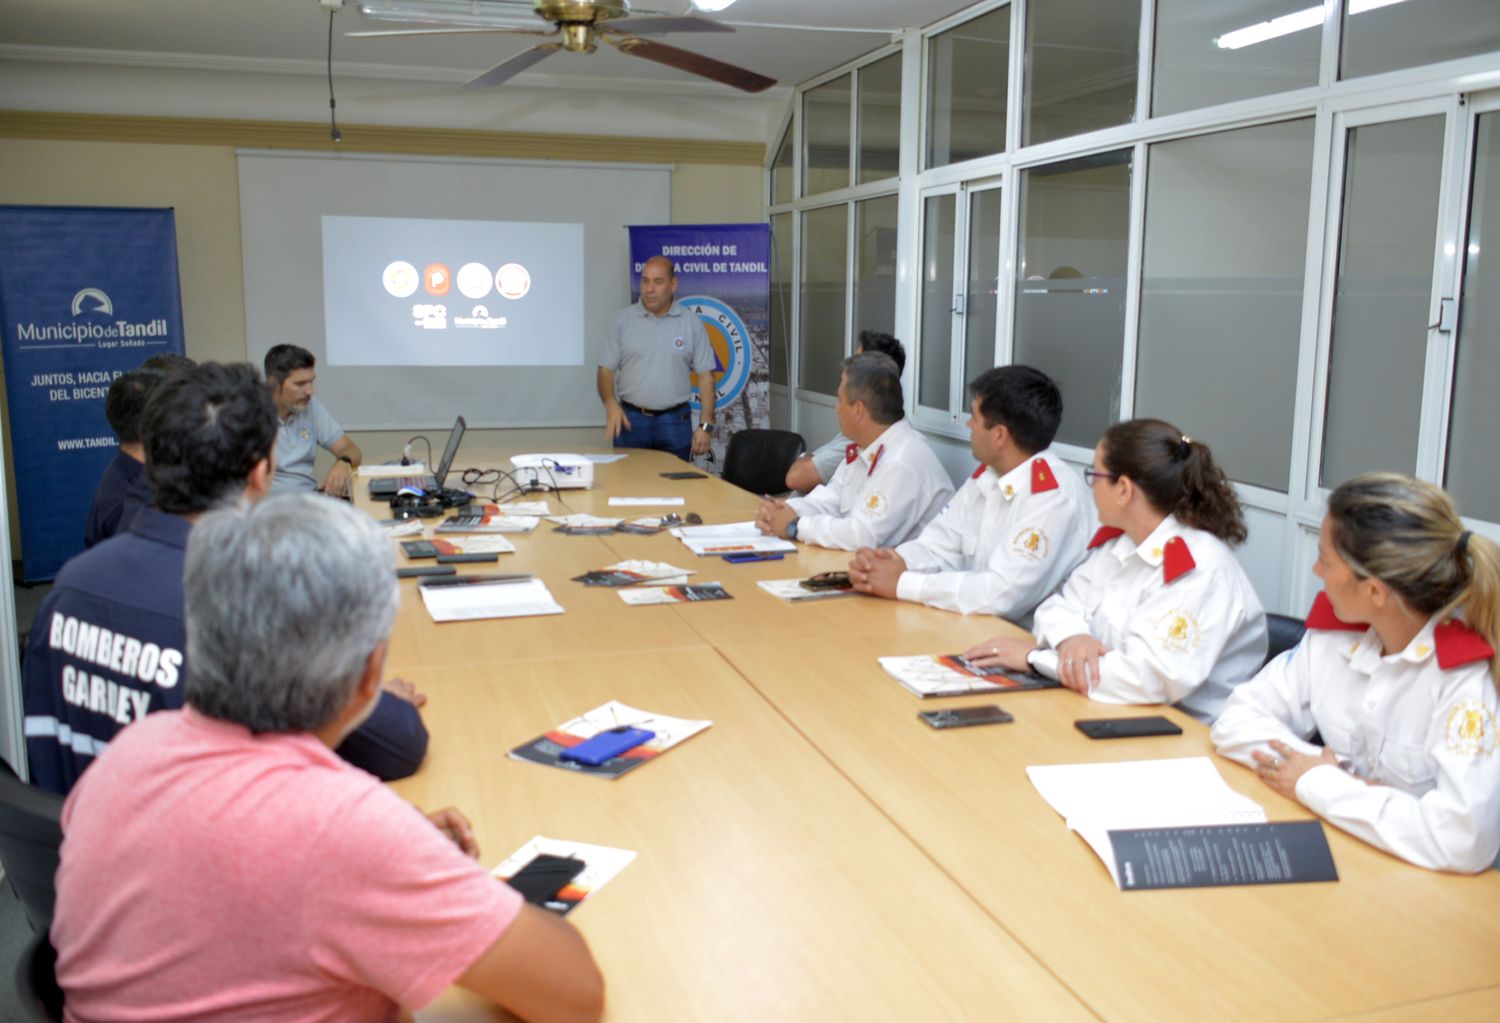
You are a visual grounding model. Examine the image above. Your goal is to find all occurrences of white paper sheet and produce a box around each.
[419,577,564,622]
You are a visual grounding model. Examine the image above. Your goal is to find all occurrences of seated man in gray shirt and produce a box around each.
[786,331,907,493]
[265,344,363,496]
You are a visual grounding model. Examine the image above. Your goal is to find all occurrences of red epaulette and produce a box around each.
[1031,458,1059,494]
[971,464,986,480]
[1162,536,1195,584]
[1088,526,1124,550]
[845,443,859,465]
[1434,619,1495,669]
[1304,592,1365,632]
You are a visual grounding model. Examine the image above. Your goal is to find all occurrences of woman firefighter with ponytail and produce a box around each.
[1213,473,1500,873]
[966,418,1268,723]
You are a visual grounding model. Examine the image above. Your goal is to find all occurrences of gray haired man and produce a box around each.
[54,494,604,1023]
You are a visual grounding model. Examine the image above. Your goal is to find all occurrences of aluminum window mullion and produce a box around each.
[1417,95,1472,482]
[1118,139,1148,420]
[1136,0,1155,124]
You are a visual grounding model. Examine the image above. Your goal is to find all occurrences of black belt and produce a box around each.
[621,400,689,416]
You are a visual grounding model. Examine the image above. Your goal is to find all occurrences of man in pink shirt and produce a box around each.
[52,494,604,1023]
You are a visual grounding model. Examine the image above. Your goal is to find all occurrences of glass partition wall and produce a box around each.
[768,0,1500,612]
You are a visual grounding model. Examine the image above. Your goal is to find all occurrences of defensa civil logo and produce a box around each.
[15,287,168,350]
[682,295,750,409]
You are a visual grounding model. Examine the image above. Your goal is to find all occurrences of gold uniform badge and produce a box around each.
[1444,700,1497,757]
[1011,526,1049,562]
[859,492,888,518]
[1153,609,1201,654]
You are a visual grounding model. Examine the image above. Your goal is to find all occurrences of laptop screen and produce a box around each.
[433,416,466,485]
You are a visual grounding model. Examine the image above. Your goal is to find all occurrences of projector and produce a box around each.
[509,453,594,491]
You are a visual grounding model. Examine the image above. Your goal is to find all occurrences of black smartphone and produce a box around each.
[400,540,440,559]
[919,705,1014,729]
[660,471,707,480]
[1074,716,1183,739]
[396,565,457,579]
[505,854,587,907]
[436,552,500,564]
[800,571,852,591]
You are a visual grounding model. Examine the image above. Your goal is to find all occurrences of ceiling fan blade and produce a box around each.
[464,43,566,88]
[596,16,734,36]
[609,36,775,93]
[347,26,554,38]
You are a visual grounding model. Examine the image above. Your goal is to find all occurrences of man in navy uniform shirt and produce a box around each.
[82,368,162,548]
[23,362,429,794]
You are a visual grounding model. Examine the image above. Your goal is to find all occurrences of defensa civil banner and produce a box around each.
[628,224,769,469]
[0,206,185,581]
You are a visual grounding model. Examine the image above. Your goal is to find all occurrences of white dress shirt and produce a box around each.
[893,448,1094,624]
[1212,594,1500,873]
[786,418,954,551]
[1029,516,1268,723]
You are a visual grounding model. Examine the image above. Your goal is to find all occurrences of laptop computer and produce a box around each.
[369,416,466,497]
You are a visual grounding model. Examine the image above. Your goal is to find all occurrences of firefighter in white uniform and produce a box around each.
[1212,473,1500,873]
[966,419,1267,723]
[849,365,1093,627]
[757,352,952,551]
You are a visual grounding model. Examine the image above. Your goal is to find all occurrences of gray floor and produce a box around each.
[4,576,52,1017]
[0,883,36,1017]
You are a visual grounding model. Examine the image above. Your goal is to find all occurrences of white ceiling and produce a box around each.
[0,0,986,96]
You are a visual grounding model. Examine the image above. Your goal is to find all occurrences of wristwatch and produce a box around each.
[337,455,355,467]
[785,517,800,541]
[699,421,714,434]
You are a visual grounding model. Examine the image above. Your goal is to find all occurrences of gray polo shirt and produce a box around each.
[271,396,344,493]
[599,300,714,411]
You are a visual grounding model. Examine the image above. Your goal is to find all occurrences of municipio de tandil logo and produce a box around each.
[16,287,167,349]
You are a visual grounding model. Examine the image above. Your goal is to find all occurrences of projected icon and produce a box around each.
[456,262,493,300]
[496,262,532,300]
[423,263,452,297]
[382,261,419,298]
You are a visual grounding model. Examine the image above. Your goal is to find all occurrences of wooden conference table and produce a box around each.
[359,446,1500,1023]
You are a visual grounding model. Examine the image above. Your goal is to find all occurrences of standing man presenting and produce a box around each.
[597,256,716,462]
[264,344,363,495]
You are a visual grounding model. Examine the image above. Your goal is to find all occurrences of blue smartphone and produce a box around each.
[722,551,785,563]
[559,726,656,766]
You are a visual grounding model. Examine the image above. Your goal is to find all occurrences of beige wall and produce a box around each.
[0,128,765,559]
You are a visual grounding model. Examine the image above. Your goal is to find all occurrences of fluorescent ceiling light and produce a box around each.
[1215,0,1409,50]
[691,0,739,11]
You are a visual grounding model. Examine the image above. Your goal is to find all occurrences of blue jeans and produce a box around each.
[615,404,693,462]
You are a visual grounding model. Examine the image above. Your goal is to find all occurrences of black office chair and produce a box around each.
[0,760,64,935]
[15,930,63,1023]
[1263,612,1307,668]
[720,429,806,496]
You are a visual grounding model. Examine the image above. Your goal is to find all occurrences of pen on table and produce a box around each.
[418,573,534,588]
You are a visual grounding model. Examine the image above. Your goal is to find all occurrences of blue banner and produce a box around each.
[0,206,185,581]
[628,223,770,467]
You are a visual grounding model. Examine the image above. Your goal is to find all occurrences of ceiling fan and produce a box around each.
[346,0,778,93]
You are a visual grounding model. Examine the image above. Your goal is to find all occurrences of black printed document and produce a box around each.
[1026,757,1315,890]
[1107,820,1338,891]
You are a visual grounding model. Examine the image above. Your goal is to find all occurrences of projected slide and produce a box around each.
[321,216,584,367]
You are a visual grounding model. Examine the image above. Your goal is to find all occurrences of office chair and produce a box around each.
[1263,612,1307,668]
[720,429,806,496]
[0,760,64,935]
[15,930,63,1023]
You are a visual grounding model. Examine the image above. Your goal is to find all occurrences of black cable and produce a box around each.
[405,435,433,469]
[327,12,342,143]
